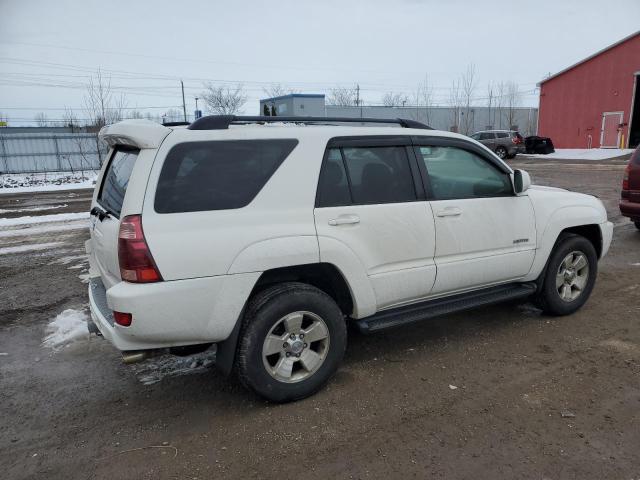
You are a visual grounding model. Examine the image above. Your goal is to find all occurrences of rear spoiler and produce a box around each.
[99,120,172,149]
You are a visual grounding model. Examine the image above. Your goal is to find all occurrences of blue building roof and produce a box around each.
[260,93,325,103]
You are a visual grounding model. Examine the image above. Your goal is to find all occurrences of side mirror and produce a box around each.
[513,169,531,194]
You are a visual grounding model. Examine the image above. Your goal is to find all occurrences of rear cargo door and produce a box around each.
[90,148,139,288]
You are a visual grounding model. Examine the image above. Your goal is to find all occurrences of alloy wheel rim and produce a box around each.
[556,251,589,302]
[262,311,330,383]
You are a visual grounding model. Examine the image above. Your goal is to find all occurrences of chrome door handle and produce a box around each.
[436,207,462,217]
[328,215,360,226]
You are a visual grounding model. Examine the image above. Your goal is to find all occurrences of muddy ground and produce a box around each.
[1,158,639,479]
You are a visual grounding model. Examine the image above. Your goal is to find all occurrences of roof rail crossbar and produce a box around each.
[187,115,432,130]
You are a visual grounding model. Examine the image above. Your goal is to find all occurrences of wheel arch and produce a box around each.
[215,262,355,376]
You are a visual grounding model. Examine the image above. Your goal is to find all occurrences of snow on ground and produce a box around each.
[0,220,89,238]
[42,309,89,350]
[0,242,65,255]
[526,148,634,161]
[0,204,67,214]
[0,211,88,227]
[0,170,98,194]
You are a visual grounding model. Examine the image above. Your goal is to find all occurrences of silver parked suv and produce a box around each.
[470,130,525,159]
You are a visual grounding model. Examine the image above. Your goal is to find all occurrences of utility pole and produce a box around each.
[356,84,362,118]
[181,80,187,122]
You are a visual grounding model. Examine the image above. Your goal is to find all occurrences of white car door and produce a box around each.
[413,142,536,295]
[314,140,436,311]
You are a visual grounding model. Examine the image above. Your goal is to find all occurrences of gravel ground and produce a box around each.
[1,160,639,480]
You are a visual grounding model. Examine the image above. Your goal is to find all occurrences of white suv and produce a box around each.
[87,116,613,402]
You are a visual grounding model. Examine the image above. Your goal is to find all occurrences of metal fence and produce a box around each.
[0,133,109,174]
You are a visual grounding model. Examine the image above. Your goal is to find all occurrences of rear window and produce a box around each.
[155,139,298,213]
[98,148,139,217]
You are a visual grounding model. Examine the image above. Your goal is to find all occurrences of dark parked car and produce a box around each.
[620,147,640,230]
[525,136,555,154]
[470,130,524,159]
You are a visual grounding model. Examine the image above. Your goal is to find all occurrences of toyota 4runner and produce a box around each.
[87,115,613,402]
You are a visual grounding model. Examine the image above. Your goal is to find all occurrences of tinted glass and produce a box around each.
[342,146,416,204]
[155,139,298,213]
[496,132,509,138]
[479,132,495,140]
[98,148,138,217]
[417,146,512,200]
[316,148,351,207]
[470,133,481,140]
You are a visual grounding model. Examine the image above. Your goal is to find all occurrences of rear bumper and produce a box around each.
[88,272,260,351]
[619,199,640,222]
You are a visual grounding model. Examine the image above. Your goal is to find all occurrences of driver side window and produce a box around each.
[416,146,513,200]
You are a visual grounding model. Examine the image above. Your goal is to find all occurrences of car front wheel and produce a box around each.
[236,282,347,402]
[535,234,597,315]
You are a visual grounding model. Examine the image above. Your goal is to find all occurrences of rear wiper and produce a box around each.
[90,205,114,221]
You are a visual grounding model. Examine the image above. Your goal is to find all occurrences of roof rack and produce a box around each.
[162,121,191,127]
[187,115,432,131]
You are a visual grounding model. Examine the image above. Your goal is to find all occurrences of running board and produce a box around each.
[356,282,537,334]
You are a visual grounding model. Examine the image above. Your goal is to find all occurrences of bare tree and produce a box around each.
[494,81,506,129]
[486,82,495,129]
[129,110,144,119]
[327,86,358,107]
[447,79,462,132]
[411,74,434,125]
[381,92,409,107]
[459,64,477,135]
[34,112,49,127]
[84,68,127,128]
[262,83,299,98]
[201,83,247,115]
[62,108,79,130]
[503,81,521,130]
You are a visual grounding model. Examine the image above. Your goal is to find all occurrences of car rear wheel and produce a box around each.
[535,234,597,316]
[495,146,507,159]
[236,282,347,402]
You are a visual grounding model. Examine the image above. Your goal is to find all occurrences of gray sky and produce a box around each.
[1,0,638,125]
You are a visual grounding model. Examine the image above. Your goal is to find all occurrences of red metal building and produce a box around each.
[537,31,640,149]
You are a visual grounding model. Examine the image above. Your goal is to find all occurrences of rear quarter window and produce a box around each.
[154,139,298,213]
[98,148,139,217]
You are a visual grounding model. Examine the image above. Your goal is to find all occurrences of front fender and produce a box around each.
[523,204,605,281]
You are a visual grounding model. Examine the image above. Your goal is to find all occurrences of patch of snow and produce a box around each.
[42,309,89,350]
[132,348,217,385]
[0,171,98,194]
[0,220,89,238]
[0,242,65,255]
[0,212,88,227]
[0,204,68,214]
[526,148,633,161]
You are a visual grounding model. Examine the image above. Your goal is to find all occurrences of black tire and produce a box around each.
[535,234,598,316]
[236,282,347,403]
[635,221,640,230]
[495,146,507,159]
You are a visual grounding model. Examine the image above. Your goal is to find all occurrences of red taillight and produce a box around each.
[622,164,630,190]
[118,215,162,283]
[113,311,133,327]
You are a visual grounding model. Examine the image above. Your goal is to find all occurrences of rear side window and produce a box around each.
[155,139,298,213]
[98,148,139,217]
[316,145,416,206]
[496,132,509,138]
